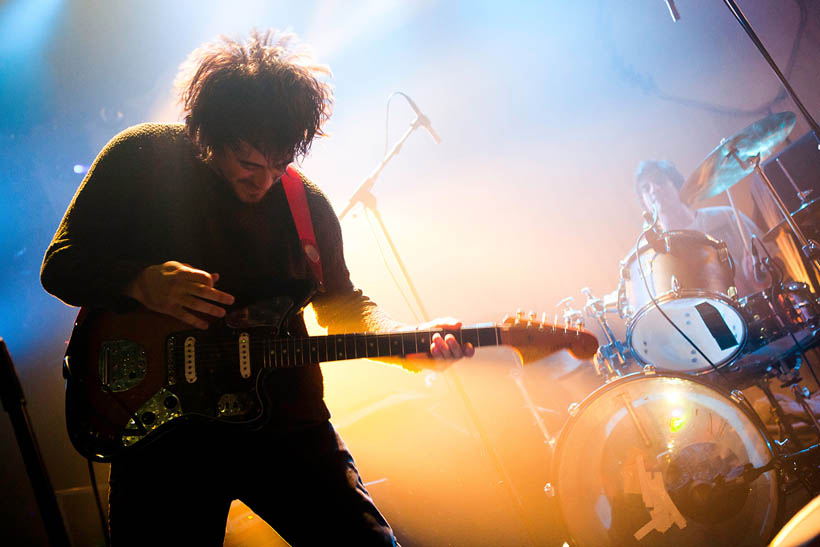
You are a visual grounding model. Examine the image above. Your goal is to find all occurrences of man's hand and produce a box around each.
[125,261,235,329]
[408,317,476,371]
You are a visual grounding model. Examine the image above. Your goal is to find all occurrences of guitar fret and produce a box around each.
[461,328,479,348]
[355,334,367,359]
[402,332,417,355]
[336,335,345,361]
[389,333,403,357]
[377,334,390,357]
[417,331,430,353]
[344,334,356,360]
[476,327,496,347]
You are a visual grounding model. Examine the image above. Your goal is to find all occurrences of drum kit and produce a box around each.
[544,113,820,546]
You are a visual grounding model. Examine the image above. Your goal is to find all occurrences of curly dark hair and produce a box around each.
[175,29,332,163]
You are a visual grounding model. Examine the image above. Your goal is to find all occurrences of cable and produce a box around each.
[87,459,110,547]
[363,208,422,323]
[635,217,722,373]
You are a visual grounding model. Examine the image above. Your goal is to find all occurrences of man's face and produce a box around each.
[212,143,292,203]
[637,175,680,216]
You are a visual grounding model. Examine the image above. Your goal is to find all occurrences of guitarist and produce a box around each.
[41,29,473,546]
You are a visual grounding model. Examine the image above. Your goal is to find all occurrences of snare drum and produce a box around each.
[621,231,746,374]
[547,371,780,546]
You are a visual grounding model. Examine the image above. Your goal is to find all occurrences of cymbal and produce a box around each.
[680,111,796,205]
[763,198,820,242]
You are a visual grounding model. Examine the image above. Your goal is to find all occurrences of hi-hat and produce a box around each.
[680,112,796,205]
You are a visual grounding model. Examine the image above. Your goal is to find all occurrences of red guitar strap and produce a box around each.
[281,165,325,292]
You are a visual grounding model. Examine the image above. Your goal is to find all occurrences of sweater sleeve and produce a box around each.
[40,125,157,309]
[304,180,407,335]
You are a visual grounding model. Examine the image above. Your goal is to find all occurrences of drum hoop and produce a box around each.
[626,289,747,373]
[549,370,780,546]
[623,230,728,265]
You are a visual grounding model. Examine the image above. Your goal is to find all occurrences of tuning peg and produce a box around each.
[516,308,523,325]
[540,312,547,329]
[528,310,536,325]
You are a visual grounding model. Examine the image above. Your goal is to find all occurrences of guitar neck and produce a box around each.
[265,325,501,368]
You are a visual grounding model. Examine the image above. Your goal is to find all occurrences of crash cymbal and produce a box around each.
[763,198,820,242]
[680,112,796,205]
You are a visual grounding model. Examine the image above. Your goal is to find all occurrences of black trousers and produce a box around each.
[108,420,396,546]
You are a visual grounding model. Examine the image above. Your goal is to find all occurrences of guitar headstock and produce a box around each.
[499,311,598,364]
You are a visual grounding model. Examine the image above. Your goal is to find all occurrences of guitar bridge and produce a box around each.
[98,340,147,392]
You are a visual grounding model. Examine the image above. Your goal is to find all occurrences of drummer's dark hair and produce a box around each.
[175,29,332,163]
[634,160,685,192]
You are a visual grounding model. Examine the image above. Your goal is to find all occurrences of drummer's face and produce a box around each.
[638,176,679,215]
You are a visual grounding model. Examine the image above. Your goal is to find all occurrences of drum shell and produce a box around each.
[730,282,820,382]
[549,371,780,547]
[621,230,736,317]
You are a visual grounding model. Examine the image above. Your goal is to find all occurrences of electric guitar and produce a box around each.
[63,298,598,461]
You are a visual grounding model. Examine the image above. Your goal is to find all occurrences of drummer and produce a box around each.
[635,159,770,297]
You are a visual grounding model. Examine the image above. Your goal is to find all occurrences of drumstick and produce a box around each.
[726,187,752,256]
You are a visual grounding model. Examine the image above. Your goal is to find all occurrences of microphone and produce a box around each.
[642,206,668,253]
[401,93,442,144]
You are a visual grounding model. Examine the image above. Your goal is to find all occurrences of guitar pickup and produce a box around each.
[184,336,197,383]
[238,332,251,379]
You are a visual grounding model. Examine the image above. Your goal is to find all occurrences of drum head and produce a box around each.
[552,374,779,546]
[629,295,746,373]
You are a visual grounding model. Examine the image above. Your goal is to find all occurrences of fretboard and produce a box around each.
[263,325,501,368]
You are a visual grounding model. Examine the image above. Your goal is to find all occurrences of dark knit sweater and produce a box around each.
[41,123,404,428]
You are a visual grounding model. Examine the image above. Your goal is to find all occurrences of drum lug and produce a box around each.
[642,364,656,375]
[670,275,681,297]
[567,402,580,417]
[728,285,738,300]
[730,389,746,404]
[543,482,555,497]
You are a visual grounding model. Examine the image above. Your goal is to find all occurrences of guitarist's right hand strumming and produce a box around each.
[125,261,235,330]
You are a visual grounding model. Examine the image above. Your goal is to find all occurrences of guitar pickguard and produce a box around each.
[122,388,182,447]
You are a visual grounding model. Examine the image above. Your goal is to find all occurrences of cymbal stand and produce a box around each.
[729,147,820,271]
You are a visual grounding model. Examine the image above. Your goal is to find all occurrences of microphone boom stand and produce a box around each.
[339,116,430,321]
[338,114,539,546]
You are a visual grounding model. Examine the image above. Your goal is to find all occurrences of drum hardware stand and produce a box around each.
[758,376,806,451]
[726,186,753,258]
[774,156,812,206]
[723,0,820,145]
[580,288,627,380]
[507,365,557,448]
[791,384,820,438]
[724,0,820,264]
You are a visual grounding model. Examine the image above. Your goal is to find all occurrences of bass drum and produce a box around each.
[549,371,780,546]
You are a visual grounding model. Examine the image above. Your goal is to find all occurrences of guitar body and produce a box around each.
[64,300,296,462]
